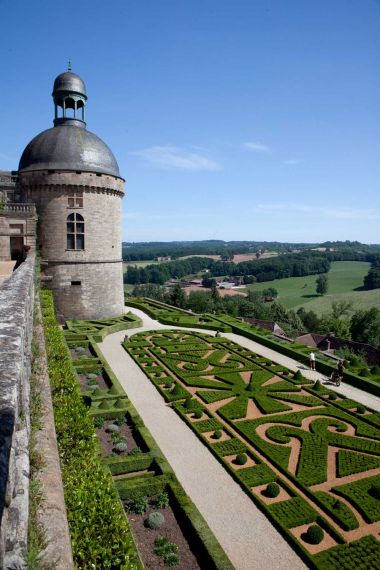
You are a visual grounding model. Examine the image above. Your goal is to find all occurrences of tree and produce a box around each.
[170,282,186,308]
[211,280,220,302]
[350,308,380,348]
[262,287,278,300]
[316,274,328,296]
[331,300,352,319]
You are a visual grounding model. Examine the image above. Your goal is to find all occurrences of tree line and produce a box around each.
[124,251,331,285]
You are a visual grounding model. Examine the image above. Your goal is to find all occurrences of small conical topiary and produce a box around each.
[184,396,193,410]
[371,365,380,376]
[313,380,323,391]
[359,368,370,377]
[294,370,303,381]
[171,384,183,396]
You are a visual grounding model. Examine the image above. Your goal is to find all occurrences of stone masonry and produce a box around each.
[0,255,34,568]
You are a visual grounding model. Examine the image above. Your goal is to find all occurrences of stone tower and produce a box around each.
[18,68,125,320]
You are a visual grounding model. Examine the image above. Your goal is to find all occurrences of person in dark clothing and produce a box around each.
[13,245,30,270]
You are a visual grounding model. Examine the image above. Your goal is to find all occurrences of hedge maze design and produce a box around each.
[125,329,380,568]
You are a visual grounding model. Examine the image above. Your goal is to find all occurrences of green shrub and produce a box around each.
[293,370,303,381]
[235,453,248,466]
[114,441,128,453]
[154,492,170,509]
[212,430,222,440]
[184,396,193,409]
[154,536,178,557]
[356,404,366,414]
[313,380,323,391]
[370,484,380,499]
[41,291,139,568]
[106,423,120,432]
[128,495,148,515]
[164,552,180,566]
[371,365,380,376]
[359,368,370,377]
[329,392,337,401]
[304,524,324,545]
[193,410,203,419]
[128,447,142,456]
[264,482,280,498]
[93,416,105,429]
[145,511,165,529]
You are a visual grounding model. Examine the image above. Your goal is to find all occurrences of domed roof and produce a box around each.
[18,125,120,177]
[53,71,87,97]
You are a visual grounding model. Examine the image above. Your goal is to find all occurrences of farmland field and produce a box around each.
[245,261,380,315]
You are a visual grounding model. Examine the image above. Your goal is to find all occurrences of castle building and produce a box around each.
[0,67,125,320]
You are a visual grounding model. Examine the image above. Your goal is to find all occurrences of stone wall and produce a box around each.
[0,255,35,568]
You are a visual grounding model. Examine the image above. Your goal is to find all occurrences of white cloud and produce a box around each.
[283,159,300,165]
[132,145,220,171]
[243,141,271,153]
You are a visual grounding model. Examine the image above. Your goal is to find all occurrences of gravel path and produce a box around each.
[98,308,380,569]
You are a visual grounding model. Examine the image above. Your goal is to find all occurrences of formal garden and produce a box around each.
[123,327,380,569]
[44,292,380,569]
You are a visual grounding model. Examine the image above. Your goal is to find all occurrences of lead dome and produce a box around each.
[18,67,121,178]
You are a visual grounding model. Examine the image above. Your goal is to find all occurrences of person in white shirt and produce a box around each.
[308,352,316,370]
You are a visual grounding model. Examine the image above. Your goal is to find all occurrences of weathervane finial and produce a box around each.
[68,59,72,72]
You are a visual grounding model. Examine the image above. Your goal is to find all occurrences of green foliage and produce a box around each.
[41,291,139,569]
[304,524,324,544]
[337,450,380,478]
[154,492,170,509]
[154,536,179,565]
[234,453,248,465]
[313,491,359,531]
[212,438,247,457]
[264,482,280,498]
[370,483,380,499]
[114,441,128,453]
[237,464,276,488]
[329,392,337,401]
[212,430,223,440]
[192,410,204,419]
[313,380,323,391]
[350,307,380,348]
[356,404,366,414]
[314,536,380,570]
[268,497,317,529]
[127,495,148,515]
[333,474,380,523]
[316,274,328,296]
[145,511,165,529]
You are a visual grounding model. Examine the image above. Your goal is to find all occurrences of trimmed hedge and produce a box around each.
[41,290,140,569]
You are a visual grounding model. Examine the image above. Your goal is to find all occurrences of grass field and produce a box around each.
[245,261,380,315]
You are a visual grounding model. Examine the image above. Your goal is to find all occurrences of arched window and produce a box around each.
[67,213,84,250]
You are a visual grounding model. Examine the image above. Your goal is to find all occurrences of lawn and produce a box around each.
[245,261,380,315]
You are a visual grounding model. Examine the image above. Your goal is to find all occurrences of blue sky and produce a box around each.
[1,0,379,243]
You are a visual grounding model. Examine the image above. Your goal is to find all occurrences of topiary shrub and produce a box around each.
[164,380,173,389]
[171,384,183,396]
[184,397,193,409]
[192,410,203,419]
[264,482,280,498]
[359,368,370,377]
[313,380,323,391]
[113,442,128,453]
[212,430,222,440]
[145,511,165,529]
[294,370,303,381]
[356,404,366,414]
[329,392,337,401]
[370,484,380,500]
[106,423,120,433]
[234,453,248,466]
[304,524,324,544]
[371,365,380,376]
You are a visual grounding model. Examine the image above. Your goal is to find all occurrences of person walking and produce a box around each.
[308,351,316,371]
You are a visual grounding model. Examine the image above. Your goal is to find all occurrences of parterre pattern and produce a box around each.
[125,329,380,568]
